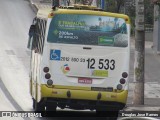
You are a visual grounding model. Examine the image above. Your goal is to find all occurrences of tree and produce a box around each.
[115,0,125,13]
[105,0,125,13]
[145,0,154,24]
[129,5,135,35]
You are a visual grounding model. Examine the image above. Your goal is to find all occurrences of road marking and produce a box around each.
[26,50,31,56]
[0,87,15,111]
[0,78,31,120]
[5,50,15,55]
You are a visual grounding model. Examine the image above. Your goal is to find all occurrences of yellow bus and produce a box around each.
[27,5,130,117]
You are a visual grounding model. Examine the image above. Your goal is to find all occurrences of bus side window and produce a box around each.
[29,25,36,37]
[41,19,47,53]
[35,18,47,54]
[27,17,47,53]
[27,24,36,50]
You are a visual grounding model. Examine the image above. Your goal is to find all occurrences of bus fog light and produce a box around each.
[45,73,51,79]
[120,78,126,84]
[47,79,53,85]
[117,84,123,90]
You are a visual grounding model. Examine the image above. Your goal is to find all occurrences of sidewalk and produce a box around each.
[127,37,160,111]
[130,36,153,49]
[29,0,160,111]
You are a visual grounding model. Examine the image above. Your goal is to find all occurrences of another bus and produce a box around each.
[27,4,130,117]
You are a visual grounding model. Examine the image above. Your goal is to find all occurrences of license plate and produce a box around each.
[78,78,92,84]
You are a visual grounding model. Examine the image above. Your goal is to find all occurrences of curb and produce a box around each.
[124,104,160,111]
[124,107,160,111]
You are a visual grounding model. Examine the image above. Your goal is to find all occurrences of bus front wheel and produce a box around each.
[46,105,57,111]
[32,98,35,109]
[45,104,57,117]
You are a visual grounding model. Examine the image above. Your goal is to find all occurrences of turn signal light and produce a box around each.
[125,18,128,22]
[48,12,54,18]
[43,67,49,73]
[50,13,54,16]
[120,78,126,84]
[122,72,128,78]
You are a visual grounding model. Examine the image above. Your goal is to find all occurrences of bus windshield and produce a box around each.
[47,14,128,47]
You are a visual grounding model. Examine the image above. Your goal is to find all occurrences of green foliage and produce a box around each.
[145,0,154,24]
[105,0,125,13]
[73,0,153,34]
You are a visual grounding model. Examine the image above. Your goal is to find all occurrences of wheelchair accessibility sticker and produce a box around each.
[50,49,61,61]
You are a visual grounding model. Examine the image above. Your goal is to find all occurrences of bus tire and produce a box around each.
[96,110,119,120]
[32,98,35,109]
[46,105,57,111]
[35,100,45,112]
[46,105,57,117]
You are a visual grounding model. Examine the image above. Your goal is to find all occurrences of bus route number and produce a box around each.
[87,58,115,70]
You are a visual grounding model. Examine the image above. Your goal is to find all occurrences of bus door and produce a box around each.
[28,23,39,99]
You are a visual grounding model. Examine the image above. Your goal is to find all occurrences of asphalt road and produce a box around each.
[0,0,36,119]
[0,0,160,120]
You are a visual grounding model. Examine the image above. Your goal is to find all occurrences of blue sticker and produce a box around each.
[50,49,61,61]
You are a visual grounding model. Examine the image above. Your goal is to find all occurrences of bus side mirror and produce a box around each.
[27,25,36,50]
[29,25,36,36]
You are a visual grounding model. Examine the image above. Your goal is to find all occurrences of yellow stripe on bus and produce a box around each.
[54,9,130,24]
[41,85,128,104]
[38,8,130,24]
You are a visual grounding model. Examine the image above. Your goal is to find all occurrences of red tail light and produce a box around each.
[45,73,51,79]
[43,67,49,73]
[122,72,128,78]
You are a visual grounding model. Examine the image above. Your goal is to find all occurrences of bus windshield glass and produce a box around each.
[47,14,128,47]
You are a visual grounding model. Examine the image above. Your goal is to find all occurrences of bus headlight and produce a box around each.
[47,79,53,86]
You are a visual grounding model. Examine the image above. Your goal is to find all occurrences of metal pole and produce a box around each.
[101,0,105,10]
[133,0,145,105]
